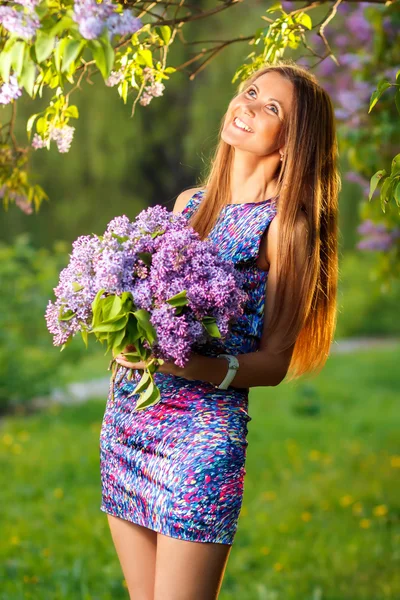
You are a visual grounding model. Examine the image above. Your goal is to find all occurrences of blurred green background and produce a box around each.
[0,0,399,598]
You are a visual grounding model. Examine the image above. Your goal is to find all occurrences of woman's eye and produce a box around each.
[246,89,279,116]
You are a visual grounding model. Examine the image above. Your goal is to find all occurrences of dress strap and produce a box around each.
[180,188,205,219]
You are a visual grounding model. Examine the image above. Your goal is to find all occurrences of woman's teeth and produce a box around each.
[233,117,253,132]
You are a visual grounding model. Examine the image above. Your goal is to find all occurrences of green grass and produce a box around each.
[0,345,399,600]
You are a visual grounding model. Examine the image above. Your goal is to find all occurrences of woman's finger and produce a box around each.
[115,356,146,369]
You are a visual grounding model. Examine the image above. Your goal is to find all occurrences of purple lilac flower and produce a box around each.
[139,68,165,106]
[0,75,23,105]
[46,205,247,367]
[105,69,125,87]
[46,235,101,345]
[346,8,373,44]
[0,185,33,213]
[72,0,142,41]
[31,133,47,149]
[0,5,40,40]
[15,0,41,7]
[106,11,142,38]
[356,219,400,251]
[49,124,75,153]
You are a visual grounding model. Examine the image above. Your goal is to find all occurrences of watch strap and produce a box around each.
[215,354,239,390]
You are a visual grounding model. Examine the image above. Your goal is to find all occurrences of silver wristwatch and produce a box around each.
[215,354,240,390]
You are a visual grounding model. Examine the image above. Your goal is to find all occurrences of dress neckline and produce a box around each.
[224,195,278,207]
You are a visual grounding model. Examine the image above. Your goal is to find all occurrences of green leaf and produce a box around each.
[92,315,128,333]
[368,81,392,113]
[90,39,114,80]
[133,309,157,344]
[26,112,40,138]
[64,105,79,119]
[296,12,312,30]
[72,281,84,292]
[59,309,75,321]
[81,329,88,348]
[394,180,400,208]
[137,49,153,68]
[19,57,36,97]
[131,370,151,395]
[54,37,70,73]
[36,116,47,136]
[201,317,221,338]
[11,41,26,78]
[157,25,171,45]
[391,153,400,177]
[91,288,106,313]
[166,290,188,307]
[121,352,141,363]
[102,295,123,323]
[369,169,386,200]
[62,39,85,73]
[137,251,152,267]
[380,176,392,213]
[49,15,76,37]
[35,32,56,63]
[135,378,161,411]
[0,45,14,83]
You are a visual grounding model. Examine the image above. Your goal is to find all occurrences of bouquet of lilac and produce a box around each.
[45,205,247,411]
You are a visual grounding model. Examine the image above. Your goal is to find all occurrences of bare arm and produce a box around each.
[180,212,309,388]
[116,197,309,388]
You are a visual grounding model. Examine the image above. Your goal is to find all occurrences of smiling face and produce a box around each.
[221,70,294,158]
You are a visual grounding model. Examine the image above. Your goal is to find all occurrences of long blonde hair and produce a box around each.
[189,59,341,381]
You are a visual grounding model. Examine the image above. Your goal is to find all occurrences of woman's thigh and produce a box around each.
[107,514,157,600]
[154,532,232,600]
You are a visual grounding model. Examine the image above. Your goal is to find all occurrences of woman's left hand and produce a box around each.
[114,351,180,376]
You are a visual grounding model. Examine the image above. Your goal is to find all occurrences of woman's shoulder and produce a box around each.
[173,186,206,214]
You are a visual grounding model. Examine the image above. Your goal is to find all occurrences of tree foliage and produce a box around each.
[0,0,399,281]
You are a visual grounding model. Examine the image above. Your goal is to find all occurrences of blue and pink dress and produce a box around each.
[99,188,278,545]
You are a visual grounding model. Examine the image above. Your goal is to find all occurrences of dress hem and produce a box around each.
[99,504,234,546]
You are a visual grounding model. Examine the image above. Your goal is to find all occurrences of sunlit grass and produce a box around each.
[0,344,399,599]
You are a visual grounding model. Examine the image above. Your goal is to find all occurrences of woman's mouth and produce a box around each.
[232,116,254,133]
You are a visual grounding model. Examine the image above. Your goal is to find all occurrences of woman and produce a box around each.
[99,59,340,600]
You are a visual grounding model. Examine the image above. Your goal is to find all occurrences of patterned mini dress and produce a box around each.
[99,188,278,545]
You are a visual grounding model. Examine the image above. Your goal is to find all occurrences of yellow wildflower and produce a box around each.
[360,518,371,529]
[339,495,354,507]
[308,449,322,461]
[260,546,271,555]
[301,511,312,522]
[10,535,20,545]
[390,455,400,468]
[373,505,388,517]
[2,434,13,446]
[53,488,64,499]
[273,562,284,572]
